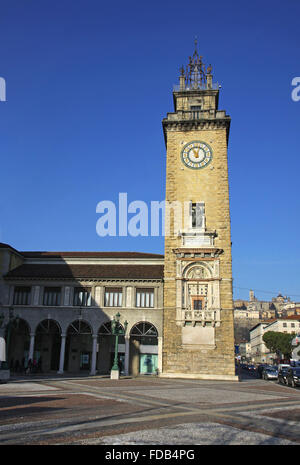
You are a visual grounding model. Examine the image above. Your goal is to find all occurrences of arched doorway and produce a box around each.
[8,318,30,372]
[35,319,61,372]
[98,321,125,375]
[130,322,158,376]
[65,320,92,372]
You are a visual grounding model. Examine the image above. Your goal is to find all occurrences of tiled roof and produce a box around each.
[281,315,300,321]
[21,251,164,258]
[5,264,164,280]
[1,243,164,260]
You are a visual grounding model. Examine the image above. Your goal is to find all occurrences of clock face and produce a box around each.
[181,141,213,169]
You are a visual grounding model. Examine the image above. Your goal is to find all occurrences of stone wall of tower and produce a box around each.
[162,125,236,379]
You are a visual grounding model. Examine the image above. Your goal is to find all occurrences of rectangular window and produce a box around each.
[43,287,61,306]
[104,287,122,307]
[136,288,154,308]
[191,296,206,311]
[73,287,92,307]
[13,286,31,305]
[193,299,203,310]
[283,323,287,327]
[190,105,202,120]
[191,202,205,228]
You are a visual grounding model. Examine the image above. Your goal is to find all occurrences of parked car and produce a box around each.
[290,360,300,368]
[247,364,256,372]
[286,367,300,388]
[277,364,290,385]
[262,366,278,380]
[257,364,268,378]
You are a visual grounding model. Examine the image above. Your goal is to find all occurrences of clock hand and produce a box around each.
[193,149,199,158]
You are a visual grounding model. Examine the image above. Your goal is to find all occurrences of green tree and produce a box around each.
[263,331,294,358]
[279,333,295,358]
[262,331,280,354]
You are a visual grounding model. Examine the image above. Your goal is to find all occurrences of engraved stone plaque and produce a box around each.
[182,325,215,347]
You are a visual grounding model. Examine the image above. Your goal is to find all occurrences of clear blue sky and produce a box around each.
[0,0,299,301]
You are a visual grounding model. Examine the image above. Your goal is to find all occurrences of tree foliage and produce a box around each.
[263,331,294,358]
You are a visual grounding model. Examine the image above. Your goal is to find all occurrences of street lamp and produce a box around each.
[111,312,128,379]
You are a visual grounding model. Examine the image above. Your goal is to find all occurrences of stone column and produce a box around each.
[64,287,70,306]
[206,73,213,89]
[124,335,130,375]
[154,287,158,308]
[57,333,66,374]
[95,286,102,307]
[90,334,98,376]
[126,286,133,308]
[0,328,6,362]
[28,333,35,361]
[33,286,40,306]
[157,336,163,375]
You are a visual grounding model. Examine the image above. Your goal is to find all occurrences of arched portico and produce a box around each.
[65,320,93,372]
[97,321,126,375]
[35,319,61,372]
[130,322,158,376]
[7,318,30,372]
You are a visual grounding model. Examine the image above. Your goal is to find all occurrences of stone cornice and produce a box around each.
[163,119,230,131]
[162,116,231,131]
[172,89,219,98]
[162,117,231,146]
[176,277,221,281]
[173,247,224,259]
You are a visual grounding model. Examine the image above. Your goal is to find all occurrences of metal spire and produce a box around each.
[183,38,212,89]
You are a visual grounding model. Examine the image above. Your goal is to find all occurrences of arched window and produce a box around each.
[67,320,92,335]
[130,322,158,346]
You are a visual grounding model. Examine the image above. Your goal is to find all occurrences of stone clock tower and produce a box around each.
[161,43,237,381]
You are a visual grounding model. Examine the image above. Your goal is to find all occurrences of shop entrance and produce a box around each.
[65,320,92,372]
[130,322,158,376]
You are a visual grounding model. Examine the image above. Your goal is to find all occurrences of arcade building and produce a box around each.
[0,244,164,376]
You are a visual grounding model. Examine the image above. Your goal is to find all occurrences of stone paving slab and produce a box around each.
[78,422,296,445]
[0,382,58,392]
[127,386,283,404]
[0,376,299,445]
[0,392,146,428]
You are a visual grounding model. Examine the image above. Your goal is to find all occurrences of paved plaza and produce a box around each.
[0,372,300,445]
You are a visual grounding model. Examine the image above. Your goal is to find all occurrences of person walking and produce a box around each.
[27,358,32,374]
[37,357,42,373]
